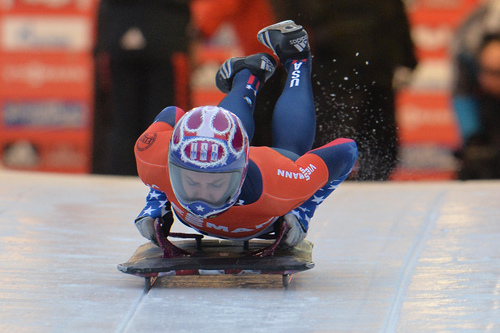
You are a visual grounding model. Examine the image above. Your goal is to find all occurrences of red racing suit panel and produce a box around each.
[135,122,171,192]
[248,146,329,213]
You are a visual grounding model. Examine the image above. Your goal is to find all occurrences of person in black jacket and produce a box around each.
[269,0,417,180]
[93,0,192,175]
[451,0,500,179]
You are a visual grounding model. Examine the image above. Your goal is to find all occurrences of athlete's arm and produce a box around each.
[306,138,358,182]
[281,138,358,247]
[134,106,187,225]
[134,189,174,243]
[144,106,186,133]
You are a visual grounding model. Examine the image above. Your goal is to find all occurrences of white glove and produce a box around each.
[135,216,157,242]
[283,213,307,248]
[135,204,174,243]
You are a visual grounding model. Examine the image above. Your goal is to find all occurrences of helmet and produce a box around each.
[168,106,249,218]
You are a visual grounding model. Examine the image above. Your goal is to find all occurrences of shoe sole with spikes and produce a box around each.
[257,20,310,63]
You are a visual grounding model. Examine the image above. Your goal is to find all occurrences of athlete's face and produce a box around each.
[479,40,500,98]
[180,169,232,205]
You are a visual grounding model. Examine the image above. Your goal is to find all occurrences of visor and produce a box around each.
[169,163,242,207]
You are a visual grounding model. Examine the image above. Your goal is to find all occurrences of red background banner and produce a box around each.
[0,0,97,173]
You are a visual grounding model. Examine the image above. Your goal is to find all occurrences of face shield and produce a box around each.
[169,163,243,208]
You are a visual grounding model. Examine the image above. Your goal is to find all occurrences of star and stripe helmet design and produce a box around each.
[168,106,249,218]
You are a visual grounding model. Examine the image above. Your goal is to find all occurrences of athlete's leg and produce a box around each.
[215,53,276,141]
[257,20,315,155]
[272,57,315,155]
[218,69,261,141]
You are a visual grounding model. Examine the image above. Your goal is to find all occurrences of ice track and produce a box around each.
[1,170,499,332]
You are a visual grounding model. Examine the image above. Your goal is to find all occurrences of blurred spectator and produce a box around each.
[190,0,275,55]
[269,0,418,180]
[451,0,500,179]
[93,0,192,175]
[190,0,279,147]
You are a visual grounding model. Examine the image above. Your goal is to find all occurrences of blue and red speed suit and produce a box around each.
[135,55,358,240]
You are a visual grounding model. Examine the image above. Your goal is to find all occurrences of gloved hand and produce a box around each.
[135,215,157,243]
[135,204,174,244]
[282,212,307,248]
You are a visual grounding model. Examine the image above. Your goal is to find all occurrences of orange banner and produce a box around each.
[0,0,97,173]
[393,0,482,180]
[1,0,96,15]
[0,52,93,99]
[396,91,461,148]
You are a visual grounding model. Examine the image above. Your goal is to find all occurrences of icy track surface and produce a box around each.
[1,170,499,332]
